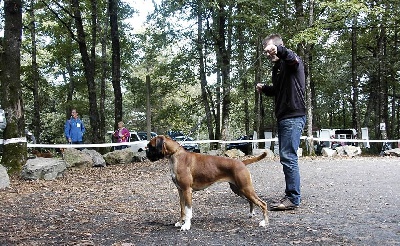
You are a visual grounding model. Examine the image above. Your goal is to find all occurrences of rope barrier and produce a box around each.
[23,137,400,149]
[26,141,146,149]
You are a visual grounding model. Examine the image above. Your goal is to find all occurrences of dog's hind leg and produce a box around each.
[248,200,255,218]
[240,187,269,227]
[229,183,242,197]
[230,183,256,218]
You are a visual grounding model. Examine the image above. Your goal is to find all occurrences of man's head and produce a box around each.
[71,109,78,119]
[262,34,283,62]
[262,34,283,47]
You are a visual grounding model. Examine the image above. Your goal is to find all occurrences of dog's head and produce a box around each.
[146,135,167,162]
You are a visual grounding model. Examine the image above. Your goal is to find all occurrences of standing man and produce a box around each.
[64,109,86,145]
[256,34,306,210]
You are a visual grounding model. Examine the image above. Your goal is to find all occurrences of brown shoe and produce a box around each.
[270,197,299,211]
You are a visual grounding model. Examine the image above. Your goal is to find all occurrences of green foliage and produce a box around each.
[1,0,398,146]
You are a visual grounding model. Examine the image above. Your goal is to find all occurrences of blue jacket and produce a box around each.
[64,117,85,142]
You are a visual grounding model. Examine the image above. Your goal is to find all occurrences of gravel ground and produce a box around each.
[0,155,399,246]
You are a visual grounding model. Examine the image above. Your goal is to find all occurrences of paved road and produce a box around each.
[0,156,399,245]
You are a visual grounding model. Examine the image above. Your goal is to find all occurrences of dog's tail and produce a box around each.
[242,152,267,165]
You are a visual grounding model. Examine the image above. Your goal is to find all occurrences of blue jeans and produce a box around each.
[71,141,83,151]
[278,116,306,206]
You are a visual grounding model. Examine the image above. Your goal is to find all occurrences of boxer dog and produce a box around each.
[146,135,269,231]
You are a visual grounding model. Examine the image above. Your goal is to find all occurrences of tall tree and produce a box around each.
[27,0,41,143]
[196,0,214,142]
[351,20,361,137]
[99,1,109,144]
[109,0,123,129]
[71,0,101,143]
[236,2,249,137]
[214,1,231,141]
[304,0,315,155]
[1,0,27,173]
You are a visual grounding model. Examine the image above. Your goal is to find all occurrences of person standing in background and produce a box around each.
[64,109,85,145]
[113,121,130,150]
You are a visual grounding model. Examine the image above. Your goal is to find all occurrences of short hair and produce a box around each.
[118,121,124,126]
[262,34,283,48]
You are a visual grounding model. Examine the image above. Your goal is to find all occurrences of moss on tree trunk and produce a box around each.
[2,142,27,174]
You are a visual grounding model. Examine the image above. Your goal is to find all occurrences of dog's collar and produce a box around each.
[168,145,183,156]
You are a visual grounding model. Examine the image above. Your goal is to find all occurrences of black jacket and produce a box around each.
[261,45,306,122]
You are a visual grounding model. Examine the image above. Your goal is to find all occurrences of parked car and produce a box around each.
[226,135,253,155]
[107,131,147,152]
[167,131,185,140]
[174,136,200,153]
[137,131,157,140]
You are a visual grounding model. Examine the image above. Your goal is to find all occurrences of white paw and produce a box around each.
[248,211,255,218]
[180,222,191,231]
[259,220,266,227]
[174,221,183,227]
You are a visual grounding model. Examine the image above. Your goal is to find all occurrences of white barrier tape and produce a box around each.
[4,137,27,145]
[27,141,147,149]
[304,137,399,143]
[23,137,400,149]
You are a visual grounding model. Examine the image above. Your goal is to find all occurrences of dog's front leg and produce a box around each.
[178,188,193,231]
[175,189,186,228]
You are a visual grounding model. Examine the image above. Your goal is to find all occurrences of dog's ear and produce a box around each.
[155,136,164,151]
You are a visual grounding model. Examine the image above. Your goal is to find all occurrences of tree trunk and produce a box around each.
[295,0,314,155]
[99,3,109,146]
[1,0,27,174]
[217,2,231,142]
[65,49,75,120]
[196,1,215,143]
[71,0,101,143]
[377,27,389,141]
[29,0,41,143]
[351,22,361,138]
[394,29,399,138]
[254,37,262,138]
[306,0,315,155]
[109,0,123,129]
[236,3,250,138]
[146,74,151,139]
[214,69,221,140]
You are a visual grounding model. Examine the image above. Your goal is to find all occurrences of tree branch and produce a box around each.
[40,0,78,42]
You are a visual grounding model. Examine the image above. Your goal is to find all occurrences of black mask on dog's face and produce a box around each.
[146,138,165,161]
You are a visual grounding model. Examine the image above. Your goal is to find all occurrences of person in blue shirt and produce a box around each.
[64,109,86,144]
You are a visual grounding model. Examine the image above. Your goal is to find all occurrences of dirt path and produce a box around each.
[1,156,399,245]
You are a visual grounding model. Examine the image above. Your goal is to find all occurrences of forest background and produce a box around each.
[0,0,399,173]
